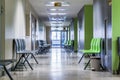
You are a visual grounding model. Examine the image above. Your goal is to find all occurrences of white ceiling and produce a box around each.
[28,0,93,27]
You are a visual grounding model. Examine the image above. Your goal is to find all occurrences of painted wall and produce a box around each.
[78,7,84,50]
[112,0,120,72]
[70,20,74,40]
[78,5,93,50]
[0,0,42,58]
[67,26,70,40]
[37,20,46,40]
[4,0,26,59]
[46,26,51,44]
[84,5,93,50]
[73,18,78,52]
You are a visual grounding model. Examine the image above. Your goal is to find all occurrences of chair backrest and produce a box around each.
[91,38,101,53]
[96,38,101,52]
[20,39,26,51]
[89,38,101,52]
[68,40,72,45]
[67,40,69,45]
[68,40,74,46]
[63,40,67,45]
[14,39,20,53]
[90,38,97,50]
[14,39,26,53]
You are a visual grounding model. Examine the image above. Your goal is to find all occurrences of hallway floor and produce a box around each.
[0,48,120,80]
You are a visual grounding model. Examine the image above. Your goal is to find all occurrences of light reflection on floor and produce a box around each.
[0,48,120,80]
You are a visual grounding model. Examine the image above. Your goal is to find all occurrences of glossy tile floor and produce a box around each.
[0,48,120,80]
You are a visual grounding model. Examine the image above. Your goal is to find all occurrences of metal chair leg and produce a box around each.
[23,54,30,64]
[3,66,13,80]
[31,54,38,64]
[84,59,91,70]
[13,55,24,70]
[78,54,85,64]
[23,55,33,70]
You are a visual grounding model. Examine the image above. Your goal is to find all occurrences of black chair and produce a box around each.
[0,59,16,80]
[13,39,38,70]
[37,40,51,54]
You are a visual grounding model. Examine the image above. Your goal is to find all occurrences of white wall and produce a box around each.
[1,0,45,59]
[5,0,26,59]
[37,20,46,40]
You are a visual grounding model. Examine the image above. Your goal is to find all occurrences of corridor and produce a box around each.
[0,48,120,80]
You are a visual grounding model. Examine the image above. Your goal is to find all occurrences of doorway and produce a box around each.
[51,30,67,48]
[31,15,37,50]
[52,31,61,47]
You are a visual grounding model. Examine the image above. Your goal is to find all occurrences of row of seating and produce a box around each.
[36,40,51,54]
[0,39,41,80]
[64,40,74,53]
[13,39,39,71]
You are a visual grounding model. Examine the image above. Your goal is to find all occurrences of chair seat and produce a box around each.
[80,50,100,53]
[17,50,37,54]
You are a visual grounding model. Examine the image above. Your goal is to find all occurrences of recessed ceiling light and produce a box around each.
[49,8,57,11]
[45,1,70,7]
[49,16,66,21]
[58,9,66,11]
[48,15,67,22]
[50,21,63,23]
[48,13,67,15]
[48,8,66,11]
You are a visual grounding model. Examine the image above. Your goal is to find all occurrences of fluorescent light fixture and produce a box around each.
[49,8,57,11]
[49,17,66,21]
[48,13,67,15]
[51,27,63,30]
[50,24,64,27]
[50,21,64,27]
[45,1,70,7]
[48,8,66,11]
[50,21,64,24]
[58,9,66,11]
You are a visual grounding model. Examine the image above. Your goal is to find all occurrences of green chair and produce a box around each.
[68,40,73,47]
[78,38,101,69]
[67,40,74,51]
[64,40,69,48]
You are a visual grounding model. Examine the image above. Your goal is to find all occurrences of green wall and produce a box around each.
[74,18,78,52]
[112,0,120,72]
[84,5,93,50]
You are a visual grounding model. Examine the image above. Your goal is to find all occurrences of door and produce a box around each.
[51,31,61,47]
[31,15,36,50]
[104,0,112,71]
[61,31,67,47]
